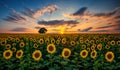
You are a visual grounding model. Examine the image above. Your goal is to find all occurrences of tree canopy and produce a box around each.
[38,27,47,34]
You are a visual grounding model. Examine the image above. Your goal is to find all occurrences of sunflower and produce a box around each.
[100,38,103,42]
[105,45,110,49]
[85,39,89,44]
[32,50,42,61]
[90,40,94,44]
[104,38,108,42]
[62,48,71,58]
[80,50,88,58]
[12,47,16,52]
[90,50,97,59]
[91,46,95,51]
[96,40,99,44]
[45,38,50,44]
[33,39,36,42]
[7,36,12,41]
[62,38,67,44]
[20,42,25,48]
[70,41,76,46]
[16,38,20,43]
[117,41,120,46]
[39,38,44,44]
[47,44,56,54]
[97,43,102,51]
[16,50,24,59]
[110,40,115,46]
[105,51,114,62]
[51,38,55,44]
[79,37,83,40]
[92,44,97,48]
[82,44,86,49]
[80,40,84,44]
[11,38,15,42]
[1,40,7,46]
[12,43,16,47]
[5,44,11,49]
[3,50,13,59]
[33,43,38,48]
[86,48,90,52]
[56,39,60,45]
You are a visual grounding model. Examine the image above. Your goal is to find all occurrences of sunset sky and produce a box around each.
[0,0,120,33]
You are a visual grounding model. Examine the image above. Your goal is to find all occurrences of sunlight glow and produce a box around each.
[59,26,65,34]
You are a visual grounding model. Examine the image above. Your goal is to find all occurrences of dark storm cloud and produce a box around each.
[10,28,28,32]
[73,7,88,16]
[38,20,79,26]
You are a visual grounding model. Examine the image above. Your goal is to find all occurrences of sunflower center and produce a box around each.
[107,54,112,59]
[49,46,54,51]
[2,42,5,44]
[72,42,74,44]
[52,40,54,43]
[86,41,88,43]
[64,51,69,56]
[21,44,23,46]
[35,52,40,58]
[112,42,114,44]
[40,40,42,43]
[105,39,107,41]
[17,52,22,56]
[107,46,109,48]
[98,46,101,49]
[12,48,15,51]
[82,52,86,56]
[92,52,95,56]
[7,46,10,48]
[5,52,10,57]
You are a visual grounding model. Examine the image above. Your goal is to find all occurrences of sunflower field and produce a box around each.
[0,33,120,70]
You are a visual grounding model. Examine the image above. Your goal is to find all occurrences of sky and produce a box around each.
[0,0,120,33]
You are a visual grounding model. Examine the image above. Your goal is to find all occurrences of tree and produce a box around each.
[38,27,47,34]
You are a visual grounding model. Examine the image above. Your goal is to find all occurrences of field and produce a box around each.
[0,33,120,70]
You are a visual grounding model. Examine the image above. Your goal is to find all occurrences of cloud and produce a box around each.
[114,15,120,19]
[34,26,42,29]
[93,9,118,17]
[9,28,28,32]
[90,30,109,32]
[73,7,88,16]
[82,27,93,32]
[21,7,34,18]
[63,6,120,32]
[96,25,116,29]
[3,10,27,23]
[3,5,58,23]
[32,5,58,18]
[38,20,79,26]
